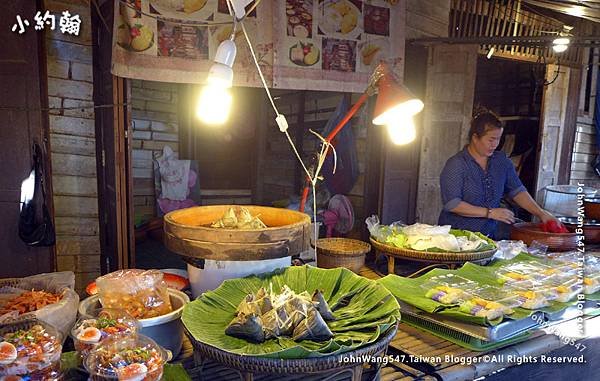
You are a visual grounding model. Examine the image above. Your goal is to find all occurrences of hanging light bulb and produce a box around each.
[386,117,416,145]
[552,37,570,53]
[196,39,236,124]
[553,44,568,53]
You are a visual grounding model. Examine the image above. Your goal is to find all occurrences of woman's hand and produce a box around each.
[538,210,557,224]
[489,208,515,224]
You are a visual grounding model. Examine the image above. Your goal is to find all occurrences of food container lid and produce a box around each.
[71,308,140,344]
[84,334,170,379]
[0,319,62,376]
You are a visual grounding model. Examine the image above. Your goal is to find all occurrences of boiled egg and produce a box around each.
[0,342,17,365]
[117,363,148,381]
[76,327,102,344]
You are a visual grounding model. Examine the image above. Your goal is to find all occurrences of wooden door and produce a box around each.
[415,45,478,224]
[379,44,428,225]
[92,0,134,271]
[0,0,55,277]
[534,64,570,200]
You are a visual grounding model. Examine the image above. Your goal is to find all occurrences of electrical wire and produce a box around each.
[237,8,334,255]
[0,103,129,112]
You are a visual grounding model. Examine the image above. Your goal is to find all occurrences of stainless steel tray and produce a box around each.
[399,299,600,342]
[398,301,542,342]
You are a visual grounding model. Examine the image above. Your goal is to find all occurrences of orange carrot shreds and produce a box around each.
[0,290,62,315]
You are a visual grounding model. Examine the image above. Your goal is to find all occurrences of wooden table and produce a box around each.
[174,266,600,380]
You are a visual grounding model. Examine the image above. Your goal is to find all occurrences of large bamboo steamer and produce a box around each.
[164,205,311,262]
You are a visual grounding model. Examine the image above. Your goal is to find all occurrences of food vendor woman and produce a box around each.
[438,109,556,239]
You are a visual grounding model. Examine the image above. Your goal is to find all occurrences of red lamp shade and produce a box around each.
[372,67,424,125]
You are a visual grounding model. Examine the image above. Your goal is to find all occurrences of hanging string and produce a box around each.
[238,13,338,258]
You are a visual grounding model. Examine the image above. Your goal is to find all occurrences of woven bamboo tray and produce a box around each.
[185,325,397,378]
[369,238,496,262]
[370,237,496,274]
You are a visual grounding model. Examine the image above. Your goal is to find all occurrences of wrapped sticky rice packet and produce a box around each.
[421,274,478,304]
[502,281,559,309]
[462,285,524,317]
[495,261,565,287]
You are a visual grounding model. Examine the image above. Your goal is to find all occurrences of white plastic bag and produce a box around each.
[0,271,79,340]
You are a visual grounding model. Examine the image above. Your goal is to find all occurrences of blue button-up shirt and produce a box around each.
[438,147,526,238]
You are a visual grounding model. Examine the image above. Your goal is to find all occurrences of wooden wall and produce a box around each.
[415,45,479,224]
[571,48,600,188]
[256,90,369,236]
[406,0,450,39]
[45,0,99,293]
[535,64,571,200]
[130,80,180,225]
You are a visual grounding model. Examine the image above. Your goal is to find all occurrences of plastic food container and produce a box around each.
[0,319,62,380]
[84,334,170,381]
[495,262,560,286]
[503,281,559,309]
[71,308,140,361]
[421,274,478,304]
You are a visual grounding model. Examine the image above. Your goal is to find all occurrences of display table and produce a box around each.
[176,266,600,380]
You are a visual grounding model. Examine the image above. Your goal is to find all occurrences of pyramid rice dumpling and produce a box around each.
[211,207,267,229]
[312,290,335,321]
[225,285,337,343]
[292,308,334,341]
[225,313,265,343]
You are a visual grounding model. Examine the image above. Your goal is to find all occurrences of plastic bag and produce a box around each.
[493,240,528,260]
[0,271,79,339]
[96,269,173,319]
[527,240,548,257]
[365,215,405,242]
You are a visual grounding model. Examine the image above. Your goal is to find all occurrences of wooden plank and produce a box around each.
[485,0,497,37]
[573,153,596,163]
[451,1,459,37]
[574,141,596,154]
[576,130,596,141]
[558,67,582,183]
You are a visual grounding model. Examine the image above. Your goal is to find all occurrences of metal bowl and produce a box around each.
[78,289,189,357]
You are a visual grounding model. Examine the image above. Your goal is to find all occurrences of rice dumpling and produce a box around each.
[262,308,282,339]
[292,307,334,341]
[225,285,336,343]
[225,313,265,343]
[211,207,267,229]
[236,294,262,316]
[312,290,335,321]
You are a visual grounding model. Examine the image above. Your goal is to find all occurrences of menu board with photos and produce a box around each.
[111,0,403,91]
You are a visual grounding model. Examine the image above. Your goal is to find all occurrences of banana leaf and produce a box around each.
[378,253,594,326]
[182,266,400,359]
[379,228,496,253]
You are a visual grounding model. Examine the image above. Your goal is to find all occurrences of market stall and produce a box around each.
[1,205,598,381]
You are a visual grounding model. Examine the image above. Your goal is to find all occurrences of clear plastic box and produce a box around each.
[457,285,524,319]
[71,308,140,361]
[84,334,169,381]
[0,319,62,380]
[421,274,478,304]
